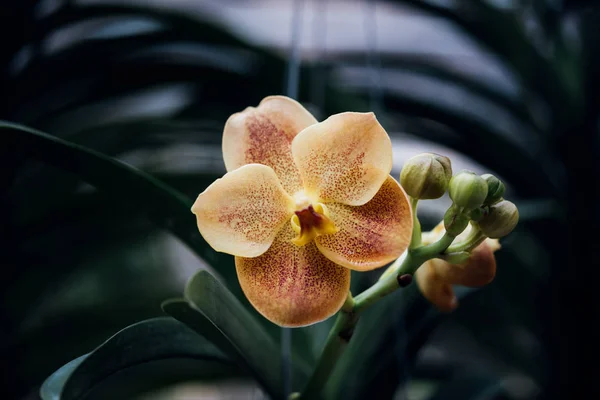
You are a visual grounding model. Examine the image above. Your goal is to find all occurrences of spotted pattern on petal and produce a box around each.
[235,224,351,327]
[316,176,412,271]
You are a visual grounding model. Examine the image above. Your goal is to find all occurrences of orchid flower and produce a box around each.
[416,222,500,312]
[192,96,413,326]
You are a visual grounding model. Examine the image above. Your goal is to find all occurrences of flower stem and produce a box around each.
[299,231,455,399]
[299,293,358,399]
[445,223,486,253]
[409,197,421,249]
[353,251,416,313]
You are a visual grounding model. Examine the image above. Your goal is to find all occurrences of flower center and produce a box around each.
[290,193,339,246]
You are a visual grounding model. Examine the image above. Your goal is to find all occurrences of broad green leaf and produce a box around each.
[163,271,310,398]
[40,355,89,400]
[0,121,222,270]
[333,53,538,133]
[1,120,245,309]
[392,0,568,115]
[40,317,235,400]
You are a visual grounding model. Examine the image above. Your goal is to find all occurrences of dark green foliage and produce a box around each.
[40,317,236,400]
[0,1,598,399]
[163,270,309,397]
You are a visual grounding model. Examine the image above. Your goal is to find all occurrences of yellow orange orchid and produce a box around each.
[192,96,413,327]
[416,222,500,312]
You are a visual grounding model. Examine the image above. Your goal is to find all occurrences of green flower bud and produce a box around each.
[449,171,488,210]
[400,153,452,200]
[469,207,484,222]
[444,206,470,236]
[481,174,505,205]
[478,200,519,238]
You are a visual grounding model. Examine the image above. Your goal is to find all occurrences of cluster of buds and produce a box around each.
[401,153,519,240]
[400,152,519,311]
[448,171,518,238]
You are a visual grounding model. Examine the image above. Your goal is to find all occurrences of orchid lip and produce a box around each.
[291,203,339,246]
[296,205,328,231]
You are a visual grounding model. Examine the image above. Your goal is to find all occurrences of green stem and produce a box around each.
[378,196,427,282]
[299,231,455,399]
[446,223,486,253]
[413,232,455,258]
[409,197,422,249]
[300,296,358,399]
[354,251,417,313]
[378,252,406,282]
[354,233,454,312]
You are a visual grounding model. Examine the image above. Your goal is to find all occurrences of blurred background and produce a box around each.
[1,0,598,399]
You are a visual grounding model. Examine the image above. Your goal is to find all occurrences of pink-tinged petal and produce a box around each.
[192,164,295,258]
[315,176,412,271]
[431,239,500,288]
[222,96,318,194]
[292,112,393,206]
[236,224,351,327]
[416,234,500,312]
[415,261,458,312]
[421,222,500,288]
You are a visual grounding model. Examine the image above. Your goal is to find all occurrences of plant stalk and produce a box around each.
[409,197,421,249]
[446,223,486,253]
[299,232,454,399]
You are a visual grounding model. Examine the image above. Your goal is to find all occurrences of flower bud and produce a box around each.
[469,207,484,222]
[400,153,452,200]
[444,206,469,236]
[478,200,519,238]
[449,171,488,210]
[481,174,505,205]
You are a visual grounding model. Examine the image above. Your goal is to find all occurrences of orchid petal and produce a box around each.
[315,176,412,271]
[292,112,393,206]
[192,164,294,258]
[415,261,459,312]
[416,224,500,311]
[421,222,500,288]
[236,224,351,327]
[222,96,318,194]
[429,239,499,287]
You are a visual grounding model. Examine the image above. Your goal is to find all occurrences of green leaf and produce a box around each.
[0,120,219,269]
[163,270,310,398]
[40,317,235,400]
[392,0,568,114]
[1,120,245,305]
[40,355,89,400]
[333,53,538,133]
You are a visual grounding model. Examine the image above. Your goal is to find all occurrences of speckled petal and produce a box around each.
[192,164,295,258]
[292,112,393,206]
[236,224,351,327]
[315,176,413,271]
[415,261,458,313]
[222,96,318,194]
